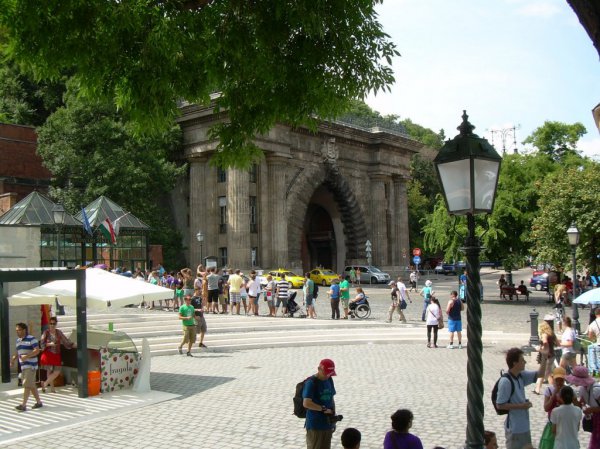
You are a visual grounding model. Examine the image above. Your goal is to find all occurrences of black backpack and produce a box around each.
[491,372,515,415]
[312,282,319,298]
[293,375,334,418]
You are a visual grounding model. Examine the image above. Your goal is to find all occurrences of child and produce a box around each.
[550,385,582,449]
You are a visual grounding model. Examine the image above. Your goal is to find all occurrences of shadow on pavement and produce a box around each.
[150,372,234,399]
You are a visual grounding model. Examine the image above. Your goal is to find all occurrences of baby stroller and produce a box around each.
[349,296,371,319]
[286,292,307,318]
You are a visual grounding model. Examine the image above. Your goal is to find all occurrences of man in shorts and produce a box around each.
[246,270,262,316]
[339,275,351,319]
[206,267,220,314]
[276,273,290,317]
[304,273,316,319]
[11,323,42,411]
[178,296,196,356]
[446,290,464,349]
[228,269,244,315]
[191,295,208,348]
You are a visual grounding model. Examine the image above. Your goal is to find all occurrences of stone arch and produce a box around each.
[287,163,368,268]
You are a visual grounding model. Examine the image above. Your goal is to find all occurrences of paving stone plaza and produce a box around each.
[0,269,592,448]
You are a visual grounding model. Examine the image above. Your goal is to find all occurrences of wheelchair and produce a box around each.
[349,297,371,319]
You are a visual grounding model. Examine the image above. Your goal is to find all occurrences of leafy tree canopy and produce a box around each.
[37,84,187,267]
[522,120,587,162]
[1,0,399,168]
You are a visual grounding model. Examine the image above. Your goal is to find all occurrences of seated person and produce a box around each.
[349,287,367,310]
[517,281,529,299]
[501,284,516,300]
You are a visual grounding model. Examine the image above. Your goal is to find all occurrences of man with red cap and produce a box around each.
[302,358,338,449]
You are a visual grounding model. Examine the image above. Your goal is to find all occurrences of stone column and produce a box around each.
[189,159,207,266]
[258,161,271,266]
[267,156,288,267]
[227,168,250,269]
[393,176,410,269]
[370,174,388,266]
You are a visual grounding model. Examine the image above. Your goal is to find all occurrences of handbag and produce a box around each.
[438,315,444,329]
[539,421,555,449]
[583,415,593,432]
[400,299,407,310]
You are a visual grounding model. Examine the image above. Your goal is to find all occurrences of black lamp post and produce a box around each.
[52,203,66,267]
[196,231,204,264]
[566,223,580,332]
[434,111,502,449]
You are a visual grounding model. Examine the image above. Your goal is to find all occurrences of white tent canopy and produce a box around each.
[9,268,174,310]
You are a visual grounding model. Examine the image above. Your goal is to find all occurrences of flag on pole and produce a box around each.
[113,212,130,237]
[99,218,116,244]
[82,207,93,236]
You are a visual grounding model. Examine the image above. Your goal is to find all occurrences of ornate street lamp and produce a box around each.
[434,111,502,449]
[567,223,580,332]
[196,231,204,264]
[52,203,66,266]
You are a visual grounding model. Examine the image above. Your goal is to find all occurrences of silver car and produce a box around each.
[343,265,390,284]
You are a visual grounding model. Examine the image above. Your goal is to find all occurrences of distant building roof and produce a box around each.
[77,196,149,230]
[0,191,80,226]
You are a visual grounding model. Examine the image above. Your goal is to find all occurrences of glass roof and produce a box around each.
[76,196,149,230]
[0,191,81,226]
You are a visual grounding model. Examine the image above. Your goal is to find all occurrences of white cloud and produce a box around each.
[578,137,600,160]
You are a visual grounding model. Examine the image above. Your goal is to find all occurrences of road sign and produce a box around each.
[413,255,421,265]
[365,240,372,251]
[412,248,421,257]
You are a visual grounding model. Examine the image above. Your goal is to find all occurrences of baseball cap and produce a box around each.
[552,367,566,379]
[319,359,337,377]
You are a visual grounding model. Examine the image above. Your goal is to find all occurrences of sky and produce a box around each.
[365,0,600,159]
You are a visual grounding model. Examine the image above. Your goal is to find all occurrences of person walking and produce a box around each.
[11,323,43,411]
[446,290,464,349]
[302,358,337,449]
[425,297,442,348]
[40,317,75,393]
[304,273,316,319]
[496,347,544,449]
[534,322,558,395]
[386,281,408,323]
[409,270,417,292]
[190,295,208,348]
[418,280,434,322]
[177,296,196,356]
[328,279,341,320]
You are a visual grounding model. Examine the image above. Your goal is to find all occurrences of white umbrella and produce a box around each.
[573,288,600,305]
[8,268,173,310]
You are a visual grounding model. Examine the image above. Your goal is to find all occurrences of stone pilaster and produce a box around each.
[258,161,271,267]
[267,156,288,267]
[227,168,250,269]
[370,174,388,266]
[393,176,410,268]
[189,159,207,266]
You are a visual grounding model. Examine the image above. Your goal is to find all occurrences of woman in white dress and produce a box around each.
[425,297,442,348]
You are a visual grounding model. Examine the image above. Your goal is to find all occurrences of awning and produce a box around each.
[8,268,173,310]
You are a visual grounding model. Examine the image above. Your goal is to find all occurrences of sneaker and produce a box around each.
[186,352,193,357]
[447,344,454,349]
[199,343,207,348]
[32,402,43,409]
[458,344,463,349]
[15,404,26,411]
[178,347,183,355]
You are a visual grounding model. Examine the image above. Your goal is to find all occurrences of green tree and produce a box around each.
[531,162,600,273]
[37,87,187,268]
[522,120,587,162]
[1,0,399,168]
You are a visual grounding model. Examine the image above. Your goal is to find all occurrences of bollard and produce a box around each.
[529,308,539,346]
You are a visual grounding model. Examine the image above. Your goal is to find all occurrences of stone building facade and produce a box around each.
[174,104,423,273]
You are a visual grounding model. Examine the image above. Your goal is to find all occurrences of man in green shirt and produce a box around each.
[178,296,196,356]
[340,276,351,319]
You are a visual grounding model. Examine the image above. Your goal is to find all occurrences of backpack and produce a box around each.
[491,371,515,415]
[312,282,319,298]
[293,376,317,418]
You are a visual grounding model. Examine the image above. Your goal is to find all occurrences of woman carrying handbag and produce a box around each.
[425,297,442,348]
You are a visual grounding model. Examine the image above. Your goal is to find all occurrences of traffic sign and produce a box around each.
[413,255,421,265]
[412,248,421,257]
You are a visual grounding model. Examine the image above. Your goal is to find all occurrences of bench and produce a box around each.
[501,286,529,301]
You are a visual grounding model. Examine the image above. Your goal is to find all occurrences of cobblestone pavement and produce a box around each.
[2,268,590,448]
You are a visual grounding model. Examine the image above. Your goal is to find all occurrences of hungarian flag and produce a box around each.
[99,218,116,244]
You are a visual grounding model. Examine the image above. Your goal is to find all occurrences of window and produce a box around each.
[217,167,227,183]
[250,196,257,233]
[219,196,227,233]
[249,164,258,183]
[251,247,257,267]
[219,247,228,267]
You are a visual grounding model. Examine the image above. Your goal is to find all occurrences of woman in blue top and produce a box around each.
[328,279,341,320]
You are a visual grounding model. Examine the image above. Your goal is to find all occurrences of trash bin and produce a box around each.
[88,371,101,396]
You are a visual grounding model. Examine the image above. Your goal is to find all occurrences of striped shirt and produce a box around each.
[16,335,39,370]
[277,280,290,299]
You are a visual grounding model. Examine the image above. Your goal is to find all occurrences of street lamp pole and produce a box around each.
[52,203,66,267]
[434,111,502,449]
[196,231,204,264]
[567,223,580,333]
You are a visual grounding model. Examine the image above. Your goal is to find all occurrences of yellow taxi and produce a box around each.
[309,268,339,286]
[267,269,305,289]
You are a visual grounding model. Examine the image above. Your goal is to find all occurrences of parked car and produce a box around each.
[435,261,462,275]
[266,269,305,288]
[309,268,339,286]
[343,265,390,284]
[530,272,548,291]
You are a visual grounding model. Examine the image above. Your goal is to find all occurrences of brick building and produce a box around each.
[0,123,51,215]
